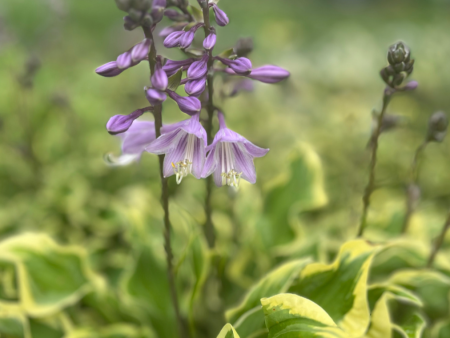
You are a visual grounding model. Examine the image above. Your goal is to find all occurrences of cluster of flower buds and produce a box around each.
[98,0,290,188]
[427,111,448,143]
[380,42,415,89]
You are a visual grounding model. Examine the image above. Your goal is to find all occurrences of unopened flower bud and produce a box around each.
[388,42,410,65]
[151,61,169,91]
[403,80,418,91]
[382,42,414,88]
[212,4,229,27]
[217,57,252,75]
[427,111,448,143]
[179,24,203,49]
[203,32,216,50]
[115,0,133,12]
[159,23,188,38]
[106,109,144,135]
[95,61,125,77]
[116,51,133,69]
[187,54,209,79]
[164,31,185,48]
[234,37,253,57]
[146,88,167,105]
[128,8,145,22]
[168,91,202,115]
[246,65,290,83]
[132,0,153,12]
[185,76,206,96]
[131,38,151,62]
[153,0,166,7]
[123,16,140,31]
[164,9,188,21]
[163,58,195,77]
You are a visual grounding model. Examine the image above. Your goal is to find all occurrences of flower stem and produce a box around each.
[357,89,392,237]
[427,211,450,268]
[202,4,216,248]
[143,25,186,338]
[401,140,428,234]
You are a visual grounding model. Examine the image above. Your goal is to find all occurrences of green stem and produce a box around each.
[142,25,187,338]
[401,140,428,234]
[427,211,450,268]
[201,4,216,248]
[357,89,392,237]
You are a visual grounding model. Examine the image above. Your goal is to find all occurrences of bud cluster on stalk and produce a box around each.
[96,0,290,188]
[380,41,415,89]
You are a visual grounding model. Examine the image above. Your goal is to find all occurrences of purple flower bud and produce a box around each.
[164,9,188,22]
[187,54,209,79]
[159,23,188,38]
[203,32,217,50]
[180,24,203,49]
[164,31,185,48]
[95,61,124,77]
[116,51,133,69]
[151,62,169,91]
[151,7,164,23]
[403,80,418,91]
[168,91,202,115]
[123,16,140,31]
[131,38,151,62]
[212,4,229,27]
[106,109,144,135]
[247,65,290,83]
[163,58,195,77]
[146,88,167,105]
[185,76,207,96]
[153,0,167,8]
[217,57,252,75]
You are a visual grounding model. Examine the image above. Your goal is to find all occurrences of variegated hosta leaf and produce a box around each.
[0,304,31,338]
[261,293,346,338]
[227,259,311,338]
[217,323,241,338]
[365,284,423,338]
[392,313,426,338]
[288,240,378,337]
[431,320,450,338]
[63,323,153,338]
[263,143,328,246]
[0,233,99,317]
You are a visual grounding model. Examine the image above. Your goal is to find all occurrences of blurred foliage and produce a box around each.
[1,0,450,338]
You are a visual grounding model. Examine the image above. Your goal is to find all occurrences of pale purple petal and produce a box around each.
[121,121,156,154]
[145,129,182,154]
[151,62,169,91]
[244,142,269,158]
[116,51,133,69]
[202,147,217,178]
[203,33,217,50]
[95,61,124,77]
[163,133,188,177]
[131,39,151,62]
[191,137,205,179]
[232,143,257,184]
[146,88,167,105]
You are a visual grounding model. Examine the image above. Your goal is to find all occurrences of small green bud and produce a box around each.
[115,0,133,12]
[427,111,448,143]
[128,8,144,22]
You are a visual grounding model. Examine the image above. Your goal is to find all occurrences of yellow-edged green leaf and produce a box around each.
[64,323,153,338]
[288,240,378,337]
[0,304,31,338]
[261,293,346,338]
[392,313,426,338]
[167,68,183,92]
[431,319,450,338]
[0,233,97,317]
[217,323,241,338]
[233,307,266,338]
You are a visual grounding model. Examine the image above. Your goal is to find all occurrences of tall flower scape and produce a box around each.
[96,0,289,336]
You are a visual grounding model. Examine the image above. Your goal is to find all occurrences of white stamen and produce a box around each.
[172,134,196,184]
[220,142,243,188]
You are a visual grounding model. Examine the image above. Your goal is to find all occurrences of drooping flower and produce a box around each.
[202,112,269,188]
[106,120,156,166]
[145,113,207,183]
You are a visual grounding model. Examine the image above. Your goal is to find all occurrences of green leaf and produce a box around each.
[233,307,266,338]
[188,5,203,22]
[392,313,426,338]
[217,48,236,59]
[288,240,378,337]
[0,304,31,338]
[217,323,241,338]
[167,68,183,92]
[64,324,153,338]
[0,233,98,316]
[227,258,311,324]
[261,293,346,338]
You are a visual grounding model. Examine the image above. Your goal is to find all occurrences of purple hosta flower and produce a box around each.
[185,76,207,96]
[146,113,206,183]
[203,32,217,50]
[131,38,151,62]
[146,88,167,105]
[163,58,195,77]
[151,61,168,91]
[164,31,185,48]
[187,54,209,79]
[217,57,252,76]
[180,24,203,49]
[247,65,290,83]
[159,23,188,39]
[107,120,156,166]
[106,109,145,135]
[212,4,229,27]
[202,112,269,188]
[95,61,124,77]
[167,91,202,115]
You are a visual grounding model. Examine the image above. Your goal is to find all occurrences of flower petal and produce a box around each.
[191,137,205,179]
[163,133,188,177]
[145,129,182,154]
[232,143,257,184]
[244,142,269,158]
[121,121,156,154]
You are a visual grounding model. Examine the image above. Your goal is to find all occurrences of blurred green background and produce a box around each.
[1,0,450,337]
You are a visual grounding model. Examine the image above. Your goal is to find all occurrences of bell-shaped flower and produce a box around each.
[106,120,156,166]
[187,54,209,79]
[212,4,229,26]
[202,112,269,188]
[167,91,202,115]
[145,113,206,183]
